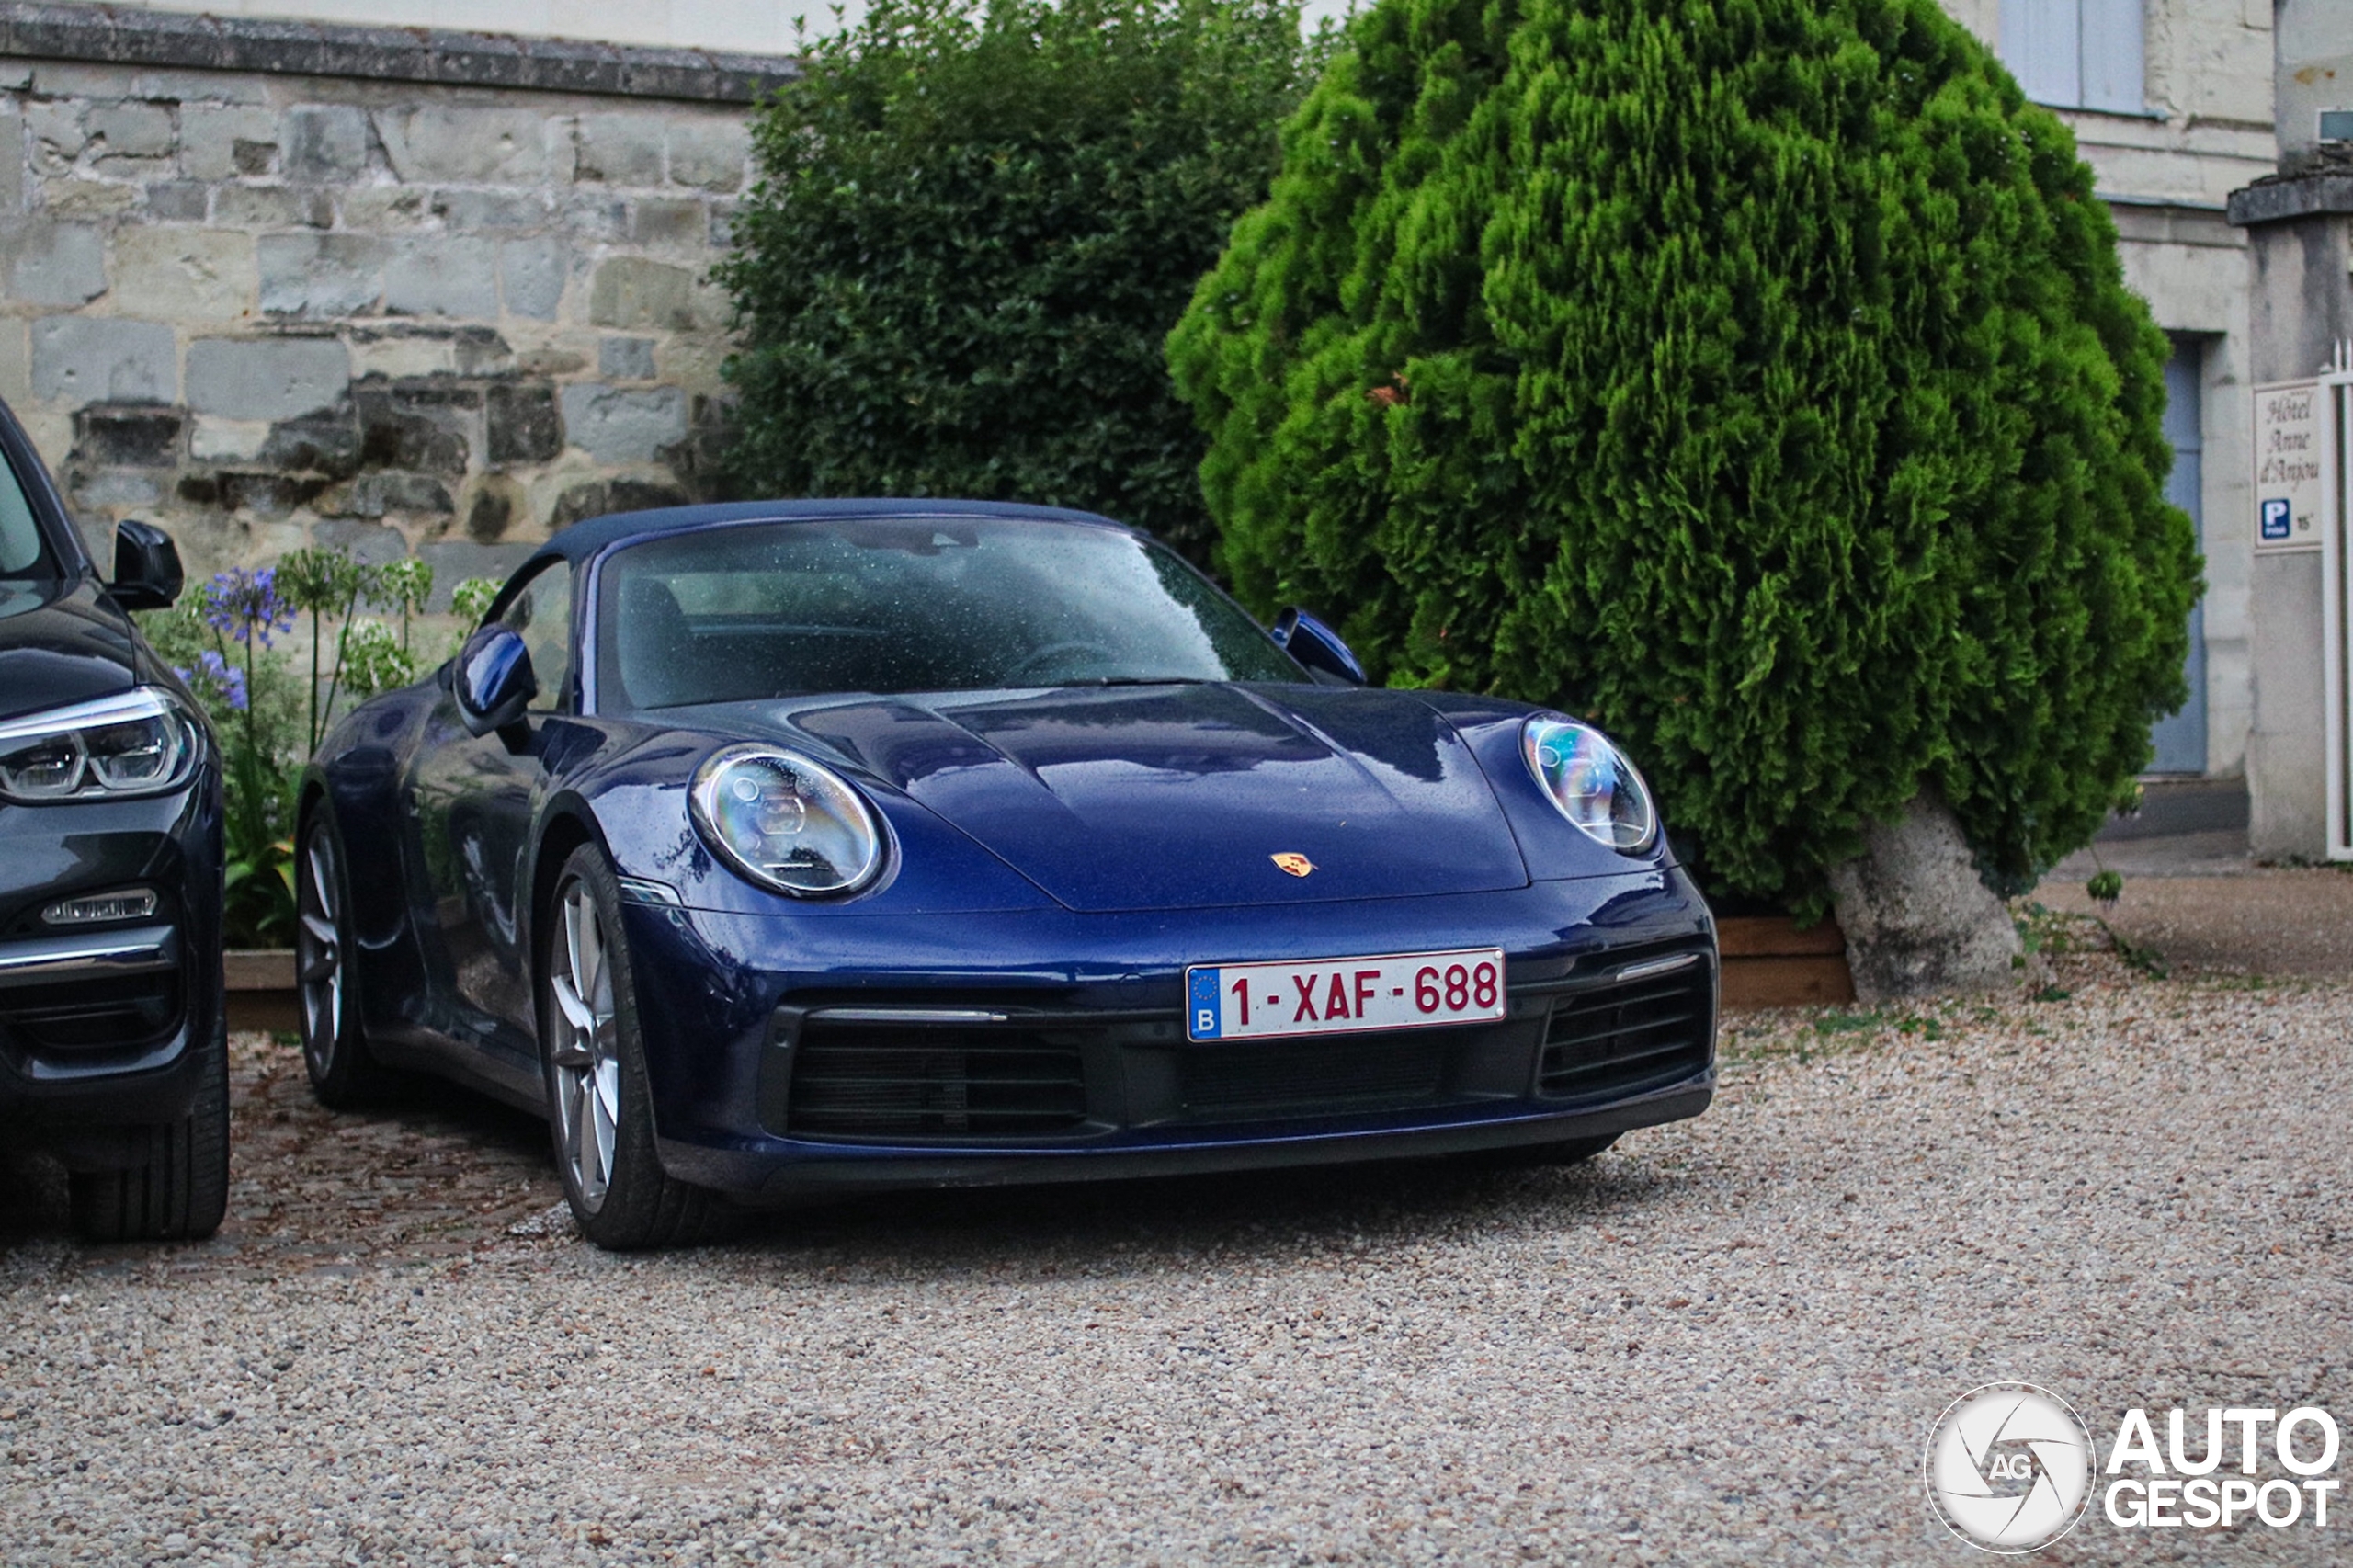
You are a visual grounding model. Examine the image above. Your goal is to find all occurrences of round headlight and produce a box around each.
[689,744,884,897]
[1520,714,1656,853]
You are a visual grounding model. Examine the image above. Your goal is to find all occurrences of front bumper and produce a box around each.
[0,778,225,1138]
[622,867,1719,1201]
[680,1075,1714,1201]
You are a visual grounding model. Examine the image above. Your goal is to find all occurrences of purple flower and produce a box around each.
[199,567,295,650]
[202,648,250,711]
[175,649,251,713]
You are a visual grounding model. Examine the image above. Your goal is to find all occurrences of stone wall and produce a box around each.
[0,6,793,602]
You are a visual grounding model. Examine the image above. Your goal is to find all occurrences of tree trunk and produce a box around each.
[1826,790,2025,1003]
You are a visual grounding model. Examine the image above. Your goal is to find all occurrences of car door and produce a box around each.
[405,560,576,1064]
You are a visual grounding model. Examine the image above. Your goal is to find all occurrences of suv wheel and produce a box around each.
[68,1016,230,1242]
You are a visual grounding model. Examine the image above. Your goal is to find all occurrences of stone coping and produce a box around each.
[0,2,800,103]
[2227,170,2353,227]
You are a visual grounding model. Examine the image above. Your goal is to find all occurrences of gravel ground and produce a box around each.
[3,926,2349,1566]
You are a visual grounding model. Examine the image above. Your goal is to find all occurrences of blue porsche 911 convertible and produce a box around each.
[298,501,1717,1247]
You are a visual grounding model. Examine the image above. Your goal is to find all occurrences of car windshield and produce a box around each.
[594,516,1305,710]
[0,449,51,577]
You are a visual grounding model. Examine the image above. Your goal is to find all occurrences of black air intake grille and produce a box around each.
[1177,1029,1454,1121]
[1538,962,1712,1100]
[786,1024,1088,1139]
[0,970,182,1054]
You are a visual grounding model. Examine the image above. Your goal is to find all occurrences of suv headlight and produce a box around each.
[0,688,202,804]
[1520,713,1657,853]
[690,744,884,897]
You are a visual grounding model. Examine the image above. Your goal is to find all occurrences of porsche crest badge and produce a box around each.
[1271,853,1315,878]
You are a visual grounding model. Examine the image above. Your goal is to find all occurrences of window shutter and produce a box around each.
[2000,0,2083,109]
[2079,0,2146,113]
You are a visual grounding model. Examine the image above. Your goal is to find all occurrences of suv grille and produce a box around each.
[786,1023,1089,1139]
[1538,961,1713,1100]
[0,969,182,1054]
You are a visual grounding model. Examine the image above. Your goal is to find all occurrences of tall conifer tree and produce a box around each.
[1169,0,2200,908]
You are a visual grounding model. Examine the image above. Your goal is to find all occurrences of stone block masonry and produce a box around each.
[0,4,791,591]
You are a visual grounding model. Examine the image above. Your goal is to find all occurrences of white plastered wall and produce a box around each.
[1942,0,2275,778]
[2118,237,2257,776]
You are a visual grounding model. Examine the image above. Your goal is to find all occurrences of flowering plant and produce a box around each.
[139,553,503,947]
[196,565,295,647]
[165,566,304,945]
[341,619,415,700]
[278,548,370,756]
[174,648,248,714]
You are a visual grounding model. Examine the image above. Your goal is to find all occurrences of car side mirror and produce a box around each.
[455,624,537,737]
[108,520,183,611]
[1271,607,1367,686]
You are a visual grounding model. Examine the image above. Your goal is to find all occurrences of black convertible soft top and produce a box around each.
[514,498,1129,576]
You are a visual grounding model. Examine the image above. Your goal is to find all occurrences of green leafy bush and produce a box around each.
[718,0,1329,560]
[1168,0,2200,909]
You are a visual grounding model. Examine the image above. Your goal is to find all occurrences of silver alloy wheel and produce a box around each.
[297,828,343,1068]
[548,877,620,1213]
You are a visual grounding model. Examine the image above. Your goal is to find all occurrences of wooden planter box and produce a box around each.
[222,921,1855,1035]
[1717,915,1854,1008]
[224,948,299,1033]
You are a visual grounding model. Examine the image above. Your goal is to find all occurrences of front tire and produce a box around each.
[297,810,392,1109]
[541,844,729,1249]
[69,1016,231,1243]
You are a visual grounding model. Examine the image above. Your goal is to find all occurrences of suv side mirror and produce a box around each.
[455,624,537,737]
[108,520,183,611]
[1270,607,1367,686]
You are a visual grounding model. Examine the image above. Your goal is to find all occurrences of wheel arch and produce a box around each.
[526,802,606,981]
[294,755,427,1039]
[292,767,330,851]
[295,757,406,945]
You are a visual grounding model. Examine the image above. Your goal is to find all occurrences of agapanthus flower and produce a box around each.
[174,649,250,714]
[371,557,433,615]
[199,567,296,649]
[202,648,250,711]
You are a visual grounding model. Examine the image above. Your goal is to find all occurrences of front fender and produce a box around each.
[1412,692,1685,882]
[305,687,437,1036]
[551,724,1060,921]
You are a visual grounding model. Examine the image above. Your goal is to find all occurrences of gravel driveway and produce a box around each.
[4,926,2348,1565]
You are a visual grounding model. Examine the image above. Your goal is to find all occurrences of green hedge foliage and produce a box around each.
[719,0,1327,561]
[1167,0,2200,909]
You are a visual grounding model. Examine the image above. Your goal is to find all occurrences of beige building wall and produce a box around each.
[1943,0,2275,781]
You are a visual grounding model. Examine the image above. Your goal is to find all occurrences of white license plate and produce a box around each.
[1185,948,1506,1042]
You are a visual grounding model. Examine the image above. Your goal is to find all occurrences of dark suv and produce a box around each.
[0,396,226,1241]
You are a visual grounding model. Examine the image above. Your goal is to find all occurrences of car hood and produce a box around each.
[0,577,139,723]
[781,684,1530,912]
